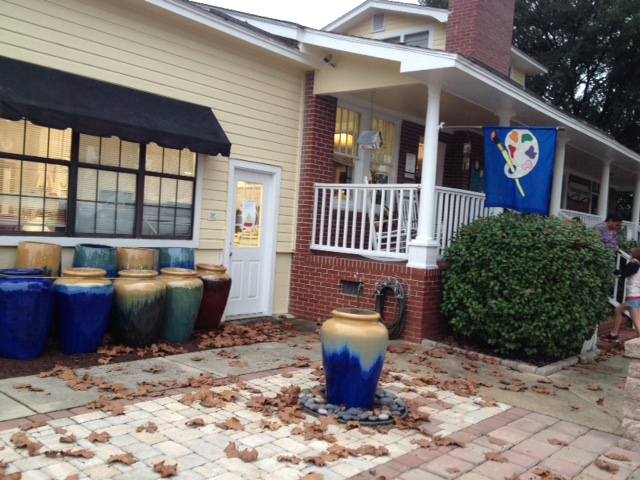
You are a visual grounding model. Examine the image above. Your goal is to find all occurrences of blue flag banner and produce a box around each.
[483,127,558,215]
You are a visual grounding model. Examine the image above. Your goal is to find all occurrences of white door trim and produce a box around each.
[224,159,281,318]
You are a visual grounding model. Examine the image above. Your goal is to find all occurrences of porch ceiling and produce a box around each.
[333,61,640,184]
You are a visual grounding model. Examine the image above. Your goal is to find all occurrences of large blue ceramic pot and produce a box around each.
[0,269,54,360]
[72,244,117,278]
[321,308,388,409]
[54,268,114,354]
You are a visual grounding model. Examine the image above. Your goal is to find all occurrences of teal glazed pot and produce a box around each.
[0,268,54,360]
[158,247,195,271]
[113,269,166,347]
[194,264,232,330]
[321,308,388,409]
[159,268,203,342]
[72,244,117,278]
[54,268,114,354]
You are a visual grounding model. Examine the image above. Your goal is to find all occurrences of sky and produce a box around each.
[196,0,420,30]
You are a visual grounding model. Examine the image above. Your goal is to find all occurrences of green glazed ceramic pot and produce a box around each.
[159,268,203,342]
[113,269,165,347]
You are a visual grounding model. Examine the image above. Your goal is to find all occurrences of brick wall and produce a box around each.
[289,72,452,343]
[445,0,515,77]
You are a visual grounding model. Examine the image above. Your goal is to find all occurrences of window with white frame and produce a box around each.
[334,107,361,184]
[370,117,395,184]
[382,30,431,48]
[0,118,196,238]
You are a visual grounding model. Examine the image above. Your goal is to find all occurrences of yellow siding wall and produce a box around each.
[0,0,306,313]
[510,67,526,86]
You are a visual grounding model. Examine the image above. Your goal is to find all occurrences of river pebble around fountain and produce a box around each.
[299,385,408,426]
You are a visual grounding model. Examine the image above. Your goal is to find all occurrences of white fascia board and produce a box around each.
[145,0,314,66]
[323,0,448,31]
[296,29,456,67]
[511,47,547,75]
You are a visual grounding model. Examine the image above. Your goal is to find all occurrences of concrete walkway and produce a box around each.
[0,318,638,479]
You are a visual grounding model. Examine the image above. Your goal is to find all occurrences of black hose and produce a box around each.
[374,279,407,339]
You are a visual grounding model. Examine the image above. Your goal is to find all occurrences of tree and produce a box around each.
[513,0,640,152]
[418,0,640,152]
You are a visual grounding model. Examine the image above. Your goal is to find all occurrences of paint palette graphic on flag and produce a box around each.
[503,129,539,180]
[483,126,557,215]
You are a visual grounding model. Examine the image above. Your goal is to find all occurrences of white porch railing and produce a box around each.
[434,187,490,256]
[557,209,638,241]
[311,185,639,262]
[311,183,421,260]
[310,183,490,260]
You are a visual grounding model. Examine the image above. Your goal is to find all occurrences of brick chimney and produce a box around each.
[445,0,515,76]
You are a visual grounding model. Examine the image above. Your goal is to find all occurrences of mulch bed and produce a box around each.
[0,317,320,381]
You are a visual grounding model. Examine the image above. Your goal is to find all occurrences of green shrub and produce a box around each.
[442,212,613,361]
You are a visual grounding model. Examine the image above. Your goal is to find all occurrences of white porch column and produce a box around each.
[407,83,441,269]
[632,166,640,240]
[597,160,612,218]
[549,131,567,216]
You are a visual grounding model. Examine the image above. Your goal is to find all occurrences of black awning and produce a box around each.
[0,56,231,157]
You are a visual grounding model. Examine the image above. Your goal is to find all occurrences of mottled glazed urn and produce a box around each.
[15,241,61,277]
[158,267,203,343]
[194,264,231,330]
[113,269,165,347]
[321,308,388,409]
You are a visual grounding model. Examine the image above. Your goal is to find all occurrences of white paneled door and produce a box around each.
[224,161,279,319]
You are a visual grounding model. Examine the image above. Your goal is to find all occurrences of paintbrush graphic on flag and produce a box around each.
[491,131,525,197]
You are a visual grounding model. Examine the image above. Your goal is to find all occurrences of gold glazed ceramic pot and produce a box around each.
[321,308,388,409]
[115,247,154,273]
[53,268,114,354]
[158,268,203,343]
[194,264,232,330]
[15,241,62,277]
[113,269,165,347]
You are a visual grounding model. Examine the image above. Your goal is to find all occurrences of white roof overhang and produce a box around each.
[145,0,316,67]
[296,29,640,177]
[322,0,448,32]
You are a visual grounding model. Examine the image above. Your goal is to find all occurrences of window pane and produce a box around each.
[163,148,180,176]
[76,168,136,235]
[370,117,395,184]
[0,119,25,155]
[22,122,71,160]
[100,137,122,168]
[121,141,139,169]
[180,150,196,177]
[48,128,72,161]
[146,143,163,173]
[334,107,361,159]
[79,135,101,165]
[79,135,139,169]
[143,176,193,237]
[405,31,430,48]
